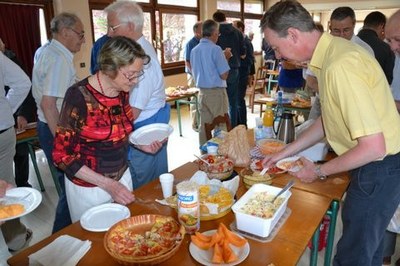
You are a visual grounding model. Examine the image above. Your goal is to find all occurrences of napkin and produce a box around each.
[29,235,91,266]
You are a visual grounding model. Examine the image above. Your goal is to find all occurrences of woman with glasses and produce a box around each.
[52,36,163,222]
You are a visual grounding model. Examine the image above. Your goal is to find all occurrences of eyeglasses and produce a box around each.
[108,23,125,33]
[120,69,144,83]
[69,28,85,40]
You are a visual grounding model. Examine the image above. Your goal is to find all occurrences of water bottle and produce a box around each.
[276,91,284,121]
[254,117,264,141]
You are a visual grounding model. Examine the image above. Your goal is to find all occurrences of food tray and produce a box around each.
[230,208,291,243]
[104,215,185,265]
[231,183,291,238]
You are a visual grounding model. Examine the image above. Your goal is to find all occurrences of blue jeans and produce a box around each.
[226,68,239,128]
[333,152,400,266]
[37,121,72,233]
[128,104,170,189]
[237,66,250,127]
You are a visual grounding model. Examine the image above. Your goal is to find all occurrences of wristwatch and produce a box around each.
[315,164,327,180]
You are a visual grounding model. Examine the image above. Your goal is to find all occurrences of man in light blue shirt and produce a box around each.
[191,19,230,145]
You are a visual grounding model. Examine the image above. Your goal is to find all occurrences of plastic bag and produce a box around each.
[387,205,400,233]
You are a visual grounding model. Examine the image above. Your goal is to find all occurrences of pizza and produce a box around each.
[0,203,24,219]
[106,216,183,259]
[250,159,285,175]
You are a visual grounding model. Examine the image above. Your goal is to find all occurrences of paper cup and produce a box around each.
[159,173,174,198]
[207,145,218,155]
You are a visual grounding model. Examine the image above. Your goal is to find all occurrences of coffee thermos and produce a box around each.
[275,112,295,144]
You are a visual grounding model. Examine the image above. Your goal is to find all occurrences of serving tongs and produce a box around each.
[270,179,295,203]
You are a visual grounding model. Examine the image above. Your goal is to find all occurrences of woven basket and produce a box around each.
[104,214,185,265]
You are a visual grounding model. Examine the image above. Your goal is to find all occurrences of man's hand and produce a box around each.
[16,116,28,131]
[136,138,166,154]
[289,157,319,183]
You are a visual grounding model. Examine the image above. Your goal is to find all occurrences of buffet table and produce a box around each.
[8,162,333,266]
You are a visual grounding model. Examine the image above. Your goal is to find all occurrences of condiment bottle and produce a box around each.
[263,103,275,138]
[176,180,200,234]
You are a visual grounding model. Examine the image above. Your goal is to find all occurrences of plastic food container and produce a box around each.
[256,139,285,155]
[298,141,328,162]
[232,183,291,237]
[197,154,234,180]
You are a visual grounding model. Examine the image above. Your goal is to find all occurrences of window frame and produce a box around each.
[89,0,200,76]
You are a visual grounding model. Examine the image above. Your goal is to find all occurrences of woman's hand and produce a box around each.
[0,180,13,198]
[136,138,166,154]
[105,179,135,205]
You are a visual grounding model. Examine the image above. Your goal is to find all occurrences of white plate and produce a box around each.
[129,123,173,145]
[276,156,303,172]
[0,187,42,222]
[189,229,250,266]
[80,203,130,232]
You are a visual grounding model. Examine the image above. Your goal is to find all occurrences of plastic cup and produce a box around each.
[159,173,174,198]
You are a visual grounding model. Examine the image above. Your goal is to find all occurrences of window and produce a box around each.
[157,12,198,65]
[217,0,240,12]
[89,1,199,75]
[158,0,197,7]
[244,0,263,14]
[216,0,264,52]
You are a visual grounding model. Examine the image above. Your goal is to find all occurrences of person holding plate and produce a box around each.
[52,36,162,222]
[261,1,400,265]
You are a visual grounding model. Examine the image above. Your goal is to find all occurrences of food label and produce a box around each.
[177,183,200,234]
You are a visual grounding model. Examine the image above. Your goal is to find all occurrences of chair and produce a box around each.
[204,114,232,141]
[246,66,268,113]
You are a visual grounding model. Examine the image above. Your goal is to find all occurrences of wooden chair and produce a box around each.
[246,66,268,113]
[204,114,232,141]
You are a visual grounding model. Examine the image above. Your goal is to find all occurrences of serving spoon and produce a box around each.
[193,154,210,166]
[270,179,295,203]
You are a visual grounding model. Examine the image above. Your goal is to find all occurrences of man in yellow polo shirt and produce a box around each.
[261,1,400,265]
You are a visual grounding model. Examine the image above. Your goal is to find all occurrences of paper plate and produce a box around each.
[0,187,42,222]
[80,203,130,232]
[129,123,173,145]
[276,156,303,172]
[189,229,250,266]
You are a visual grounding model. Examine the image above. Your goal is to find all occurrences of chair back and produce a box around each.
[204,114,232,140]
[264,59,276,71]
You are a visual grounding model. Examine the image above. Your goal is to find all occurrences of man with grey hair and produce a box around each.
[91,1,169,189]
[32,12,85,233]
[261,1,400,265]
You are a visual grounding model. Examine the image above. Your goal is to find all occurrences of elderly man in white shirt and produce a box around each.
[0,52,30,261]
[32,12,85,233]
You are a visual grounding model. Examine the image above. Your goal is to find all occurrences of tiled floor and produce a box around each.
[9,101,400,266]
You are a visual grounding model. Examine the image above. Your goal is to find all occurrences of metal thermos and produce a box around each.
[276,112,295,143]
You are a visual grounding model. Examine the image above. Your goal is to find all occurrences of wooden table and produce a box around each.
[254,97,311,118]
[8,162,333,266]
[16,127,45,192]
[16,127,62,196]
[245,129,350,265]
[166,90,199,137]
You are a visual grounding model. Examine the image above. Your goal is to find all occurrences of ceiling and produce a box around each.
[299,0,400,12]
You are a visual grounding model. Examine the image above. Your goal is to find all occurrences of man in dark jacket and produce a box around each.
[213,11,245,128]
[358,11,395,84]
[233,20,254,127]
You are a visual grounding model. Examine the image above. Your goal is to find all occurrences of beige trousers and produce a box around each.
[198,88,229,145]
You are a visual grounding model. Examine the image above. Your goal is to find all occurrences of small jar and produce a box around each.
[176,181,200,234]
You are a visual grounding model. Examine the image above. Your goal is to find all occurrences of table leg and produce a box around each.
[193,95,200,130]
[310,225,320,266]
[176,100,183,137]
[324,200,339,266]
[259,103,264,117]
[49,164,62,197]
[27,142,45,192]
